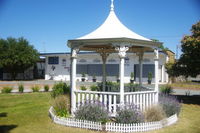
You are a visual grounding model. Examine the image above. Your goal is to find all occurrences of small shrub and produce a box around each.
[125,83,140,92]
[159,94,181,117]
[44,85,49,92]
[130,72,134,80]
[31,86,40,92]
[90,85,98,91]
[148,72,153,81]
[51,82,70,98]
[116,105,144,124]
[81,73,86,78]
[80,86,87,91]
[18,84,24,93]
[145,105,166,122]
[160,84,173,94]
[1,87,13,93]
[75,102,109,123]
[52,95,70,117]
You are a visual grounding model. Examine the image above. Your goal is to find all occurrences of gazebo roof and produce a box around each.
[68,0,162,50]
[77,2,150,41]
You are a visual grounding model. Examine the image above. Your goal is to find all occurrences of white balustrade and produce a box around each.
[74,90,120,115]
[124,91,157,111]
[74,89,157,115]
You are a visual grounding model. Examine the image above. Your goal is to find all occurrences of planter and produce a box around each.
[148,80,151,84]
[81,78,85,82]
[92,79,96,82]
[130,79,134,83]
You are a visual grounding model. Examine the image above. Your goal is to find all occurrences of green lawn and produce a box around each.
[0,93,200,133]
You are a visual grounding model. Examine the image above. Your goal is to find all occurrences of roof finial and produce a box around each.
[110,0,114,11]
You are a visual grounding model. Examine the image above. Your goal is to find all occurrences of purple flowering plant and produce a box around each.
[159,94,181,117]
[75,101,109,123]
[116,103,144,124]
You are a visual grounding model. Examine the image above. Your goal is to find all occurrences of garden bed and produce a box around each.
[49,106,178,132]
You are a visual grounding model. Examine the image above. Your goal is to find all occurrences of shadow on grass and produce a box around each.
[0,112,7,117]
[0,125,18,133]
[175,95,200,105]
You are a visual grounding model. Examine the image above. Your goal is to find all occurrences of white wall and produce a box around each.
[44,52,168,83]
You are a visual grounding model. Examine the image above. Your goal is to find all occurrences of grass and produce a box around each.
[170,82,200,90]
[0,93,200,133]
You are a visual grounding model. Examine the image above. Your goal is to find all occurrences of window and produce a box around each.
[62,59,66,66]
[79,59,87,63]
[108,59,116,63]
[134,64,155,78]
[48,57,59,64]
[77,64,119,76]
[93,59,101,63]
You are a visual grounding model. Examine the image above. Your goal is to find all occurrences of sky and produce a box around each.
[0,0,199,57]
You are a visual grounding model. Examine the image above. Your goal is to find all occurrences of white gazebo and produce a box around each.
[68,0,162,115]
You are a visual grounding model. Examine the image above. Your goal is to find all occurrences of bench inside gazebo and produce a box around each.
[67,0,162,116]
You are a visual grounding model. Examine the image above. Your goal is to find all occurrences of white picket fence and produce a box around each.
[74,90,157,116]
[106,114,178,132]
[49,106,178,132]
[49,107,102,130]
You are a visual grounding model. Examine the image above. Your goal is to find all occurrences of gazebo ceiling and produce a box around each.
[67,1,162,51]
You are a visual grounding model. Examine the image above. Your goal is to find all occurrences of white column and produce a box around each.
[166,56,169,83]
[138,52,144,86]
[161,65,165,83]
[154,48,159,103]
[116,46,129,105]
[71,48,79,115]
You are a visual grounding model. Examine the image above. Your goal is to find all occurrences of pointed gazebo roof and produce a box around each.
[68,0,162,51]
[78,1,150,41]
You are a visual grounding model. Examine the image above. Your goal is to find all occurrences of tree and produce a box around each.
[177,21,200,77]
[151,39,169,51]
[0,37,39,80]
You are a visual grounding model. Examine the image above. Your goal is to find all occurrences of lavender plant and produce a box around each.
[159,94,181,117]
[116,104,144,124]
[75,102,109,123]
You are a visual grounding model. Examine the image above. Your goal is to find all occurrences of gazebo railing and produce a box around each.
[124,91,157,111]
[74,89,157,116]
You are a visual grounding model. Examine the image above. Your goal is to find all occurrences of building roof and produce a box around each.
[77,1,150,41]
[40,50,167,56]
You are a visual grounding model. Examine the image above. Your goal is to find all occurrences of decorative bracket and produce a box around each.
[71,48,79,58]
[115,46,129,58]
[154,48,159,60]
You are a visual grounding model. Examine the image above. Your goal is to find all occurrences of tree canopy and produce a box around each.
[151,39,169,51]
[166,21,200,78]
[0,37,39,79]
[178,21,200,77]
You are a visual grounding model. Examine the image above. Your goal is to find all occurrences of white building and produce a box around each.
[42,51,169,83]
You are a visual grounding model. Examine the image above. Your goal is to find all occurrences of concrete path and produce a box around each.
[172,89,200,96]
[143,84,200,96]
[0,80,200,95]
